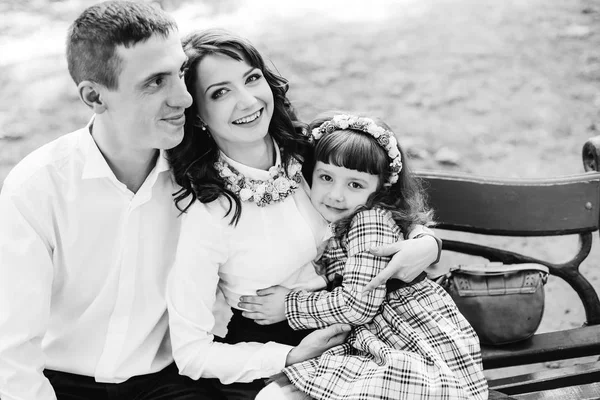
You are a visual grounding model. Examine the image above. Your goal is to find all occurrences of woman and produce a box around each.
[165,29,440,399]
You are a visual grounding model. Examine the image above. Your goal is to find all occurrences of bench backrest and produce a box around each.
[416,170,600,325]
[418,170,600,236]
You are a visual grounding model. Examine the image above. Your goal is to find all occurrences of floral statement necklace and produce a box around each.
[214,155,303,207]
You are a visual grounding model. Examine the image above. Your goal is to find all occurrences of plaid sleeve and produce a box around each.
[285,209,400,330]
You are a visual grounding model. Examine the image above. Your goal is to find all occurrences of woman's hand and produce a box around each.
[238,285,291,325]
[363,234,440,292]
[285,324,351,366]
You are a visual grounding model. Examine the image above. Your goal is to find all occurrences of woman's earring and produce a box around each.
[195,116,209,133]
[200,122,212,138]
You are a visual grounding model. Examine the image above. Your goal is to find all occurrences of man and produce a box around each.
[0,2,440,399]
[0,2,354,399]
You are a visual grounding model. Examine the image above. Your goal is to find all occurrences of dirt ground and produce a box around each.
[2,0,600,377]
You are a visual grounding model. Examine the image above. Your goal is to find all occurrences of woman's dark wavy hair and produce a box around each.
[304,112,433,238]
[167,29,311,225]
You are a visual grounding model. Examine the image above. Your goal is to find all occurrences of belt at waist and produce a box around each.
[386,271,427,292]
[327,271,428,292]
[222,308,312,346]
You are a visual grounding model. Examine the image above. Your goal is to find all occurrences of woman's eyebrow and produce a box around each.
[205,67,256,94]
[205,80,229,94]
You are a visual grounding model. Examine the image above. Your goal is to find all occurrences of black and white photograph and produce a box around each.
[1,0,599,399]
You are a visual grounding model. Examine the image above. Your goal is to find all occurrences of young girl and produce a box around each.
[250,113,488,400]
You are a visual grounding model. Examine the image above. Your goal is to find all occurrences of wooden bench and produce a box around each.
[415,136,600,399]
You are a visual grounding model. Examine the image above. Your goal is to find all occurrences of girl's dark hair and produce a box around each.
[167,29,311,225]
[305,112,433,237]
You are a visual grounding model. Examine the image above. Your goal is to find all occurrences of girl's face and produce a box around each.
[192,52,274,158]
[310,161,380,223]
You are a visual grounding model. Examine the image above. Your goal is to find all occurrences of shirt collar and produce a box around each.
[154,151,171,174]
[219,142,281,181]
[80,118,112,180]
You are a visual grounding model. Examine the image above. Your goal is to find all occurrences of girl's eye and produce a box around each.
[319,174,332,182]
[246,73,262,84]
[211,88,228,99]
[349,182,364,189]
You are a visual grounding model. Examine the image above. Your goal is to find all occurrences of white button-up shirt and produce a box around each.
[0,122,181,400]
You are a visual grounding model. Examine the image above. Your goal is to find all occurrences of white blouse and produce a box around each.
[166,147,328,384]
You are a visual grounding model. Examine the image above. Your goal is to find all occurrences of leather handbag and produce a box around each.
[439,262,549,346]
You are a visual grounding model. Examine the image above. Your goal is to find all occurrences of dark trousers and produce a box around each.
[44,363,224,400]
[211,308,312,400]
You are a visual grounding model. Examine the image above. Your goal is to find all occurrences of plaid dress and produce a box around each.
[283,209,488,400]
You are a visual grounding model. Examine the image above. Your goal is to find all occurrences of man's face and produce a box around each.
[99,32,192,154]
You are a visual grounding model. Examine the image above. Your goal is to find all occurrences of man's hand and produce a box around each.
[285,324,351,366]
[363,234,439,292]
[238,285,291,325]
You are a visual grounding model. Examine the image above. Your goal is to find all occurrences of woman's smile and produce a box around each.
[233,109,263,125]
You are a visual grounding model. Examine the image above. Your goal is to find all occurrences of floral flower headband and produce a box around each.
[310,114,403,186]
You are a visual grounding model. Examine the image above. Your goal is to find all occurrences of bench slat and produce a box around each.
[513,382,600,400]
[416,171,600,236]
[482,325,600,369]
[488,361,600,394]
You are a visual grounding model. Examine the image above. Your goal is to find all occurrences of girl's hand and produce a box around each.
[238,285,291,325]
[363,234,440,292]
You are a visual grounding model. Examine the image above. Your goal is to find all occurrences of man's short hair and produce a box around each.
[66,1,178,89]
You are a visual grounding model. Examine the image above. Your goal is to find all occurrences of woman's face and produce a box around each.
[192,52,274,157]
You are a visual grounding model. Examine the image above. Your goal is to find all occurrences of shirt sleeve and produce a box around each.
[285,209,397,330]
[166,201,293,384]
[0,182,57,400]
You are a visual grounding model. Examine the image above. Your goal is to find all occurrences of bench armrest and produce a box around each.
[583,135,600,172]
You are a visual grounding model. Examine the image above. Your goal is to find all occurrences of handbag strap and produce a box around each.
[451,263,549,296]
[451,262,549,276]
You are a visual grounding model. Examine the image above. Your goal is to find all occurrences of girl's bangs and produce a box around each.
[315,130,388,176]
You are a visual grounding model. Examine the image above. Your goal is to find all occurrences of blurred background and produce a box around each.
[1,0,600,377]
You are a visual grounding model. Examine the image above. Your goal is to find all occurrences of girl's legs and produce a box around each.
[256,374,312,400]
[213,379,265,400]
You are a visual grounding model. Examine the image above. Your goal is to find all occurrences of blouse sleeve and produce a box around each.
[285,209,398,330]
[166,201,293,384]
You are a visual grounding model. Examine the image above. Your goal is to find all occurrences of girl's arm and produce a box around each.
[285,209,397,331]
[167,201,293,384]
[363,225,441,292]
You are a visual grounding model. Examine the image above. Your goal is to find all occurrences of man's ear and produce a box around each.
[78,81,107,113]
